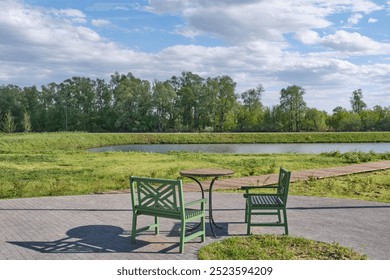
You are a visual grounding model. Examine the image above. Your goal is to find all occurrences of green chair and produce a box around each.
[241,168,291,235]
[130,176,207,253]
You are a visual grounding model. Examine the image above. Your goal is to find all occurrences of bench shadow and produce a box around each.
[7,223,213,255]
[8,225,149,254]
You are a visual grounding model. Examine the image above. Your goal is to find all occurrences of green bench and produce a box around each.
[130,176,207,253]
[241,168,291,235]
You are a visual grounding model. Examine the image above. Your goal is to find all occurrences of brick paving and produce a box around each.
[1,161,389,260]
[1,192,389,260]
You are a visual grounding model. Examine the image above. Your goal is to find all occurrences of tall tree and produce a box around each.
[279,85,307,132]
[351,89,366,114]
[237,85,264,131]
[111,72,152,132]
[215,76,237,131]
[22,111,32,132]
[2,111,16,133]
[152,80,176,132]
[94,78,114,131]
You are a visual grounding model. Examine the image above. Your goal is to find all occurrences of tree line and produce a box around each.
[1,71,389,133]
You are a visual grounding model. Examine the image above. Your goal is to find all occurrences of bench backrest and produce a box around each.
[276,168,291,204]
[130,176,184,216]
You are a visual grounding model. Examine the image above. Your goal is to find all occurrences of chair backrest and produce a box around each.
[276,168,291,203]
[130,176,184,215]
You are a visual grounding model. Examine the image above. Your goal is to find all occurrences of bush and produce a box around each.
[342,151,375,163]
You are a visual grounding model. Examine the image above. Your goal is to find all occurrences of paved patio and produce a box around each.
[0,192,389,260]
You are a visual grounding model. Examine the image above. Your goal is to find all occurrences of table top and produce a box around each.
[180,168,234,177]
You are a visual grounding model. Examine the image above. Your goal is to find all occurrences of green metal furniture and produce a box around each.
[130,176,207,253]
[241,168,291,235]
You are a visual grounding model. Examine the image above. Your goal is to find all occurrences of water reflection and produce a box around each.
[89,143,390,154]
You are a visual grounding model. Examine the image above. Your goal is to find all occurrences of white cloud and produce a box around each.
[0,0,389,112]
[148,0,332,43]
[347,13,363,25]
[368,18,378,23]
[321,30,383,53]
[295,30,321,45]
[91,19,112,27]
[85,2,133,12]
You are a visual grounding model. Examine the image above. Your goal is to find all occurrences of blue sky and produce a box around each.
[1,0,389,112]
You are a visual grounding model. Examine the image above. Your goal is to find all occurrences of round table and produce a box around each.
[180,168,234,238]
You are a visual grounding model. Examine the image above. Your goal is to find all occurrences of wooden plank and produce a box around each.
[183,160,390,191]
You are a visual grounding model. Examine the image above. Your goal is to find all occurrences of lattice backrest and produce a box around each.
[130,177,184,214]
[277,168,291,203]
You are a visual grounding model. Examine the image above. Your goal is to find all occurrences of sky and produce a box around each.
[1,0,389,112]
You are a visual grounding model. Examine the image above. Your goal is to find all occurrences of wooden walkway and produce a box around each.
[184,160,390,191]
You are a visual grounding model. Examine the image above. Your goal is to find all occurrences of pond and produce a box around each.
[88,143,390,154]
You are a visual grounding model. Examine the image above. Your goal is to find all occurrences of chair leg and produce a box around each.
[283,208,288,235]
[246,208,252,235]
[277,209,281,223]
[131,212,137,244]
[180,221,186,253]
[244,200,248,223]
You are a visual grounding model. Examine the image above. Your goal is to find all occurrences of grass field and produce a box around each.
[0,132,389,201]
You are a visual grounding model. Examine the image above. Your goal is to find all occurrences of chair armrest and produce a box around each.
[241,184,278,190]
[243,193,282,198]
[185,198,207,207]
[241,182,278,190]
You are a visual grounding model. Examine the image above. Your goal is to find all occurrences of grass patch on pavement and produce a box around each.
[198,235,367,260]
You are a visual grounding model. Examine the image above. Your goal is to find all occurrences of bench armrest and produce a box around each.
[185,198,207,207]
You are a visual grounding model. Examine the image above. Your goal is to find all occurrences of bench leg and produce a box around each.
[154,216,159,235]
[180,221,186,253]
[131,212,138,244]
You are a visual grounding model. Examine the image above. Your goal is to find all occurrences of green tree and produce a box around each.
[22,111,32,132]
[21,86,43,132]
[279,85,307,132]
[339,112,362,131]
[377,107,390,131]
[2,111,16,133]
[94,78,114,132]
[303,108,328,131]
[0,85,23,131]
[152,80,176,132]
[237,85,264,131]
[111,72,152,132]
[215,76,237,131]
[328,106,347,131]
[351,89,366,114]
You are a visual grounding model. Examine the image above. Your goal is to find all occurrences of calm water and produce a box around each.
[89,143,390,154]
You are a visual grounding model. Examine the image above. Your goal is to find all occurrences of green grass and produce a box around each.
[0,151,349,198]
[290,170,390,203]
[0,132,389,200]
[198,235,367,260]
